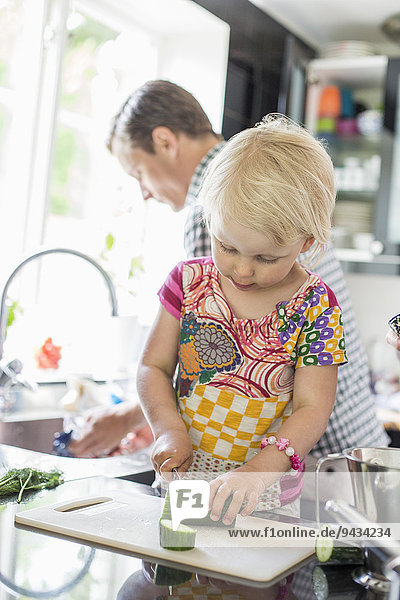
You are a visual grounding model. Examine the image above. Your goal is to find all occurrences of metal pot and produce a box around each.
[326,499,400,599]
[316,447,400,594]
[342,447,400,523]
[316,447,400,522]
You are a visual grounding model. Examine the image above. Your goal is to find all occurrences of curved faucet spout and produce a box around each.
[0,247,118,360]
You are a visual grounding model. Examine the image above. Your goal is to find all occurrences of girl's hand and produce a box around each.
[151,430,193,475]
[209,466,270,525]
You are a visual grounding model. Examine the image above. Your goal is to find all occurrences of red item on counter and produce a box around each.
[35,337,62,369]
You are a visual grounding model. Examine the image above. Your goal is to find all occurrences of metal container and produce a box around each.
[316,447,400,594]
[342,447,400,523]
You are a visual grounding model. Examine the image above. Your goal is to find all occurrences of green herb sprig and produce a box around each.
[0,468,64,502]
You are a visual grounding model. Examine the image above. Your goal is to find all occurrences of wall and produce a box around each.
[344,271,400,377]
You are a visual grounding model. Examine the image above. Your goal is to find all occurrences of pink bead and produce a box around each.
[290,454,301,470]
[261,435,276,449]
[276,438,290,450]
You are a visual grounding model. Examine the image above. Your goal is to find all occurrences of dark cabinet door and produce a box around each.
[192,0,315,138]
[278,34,316,123]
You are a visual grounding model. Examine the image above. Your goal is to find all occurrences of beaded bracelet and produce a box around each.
[260,435,301,471]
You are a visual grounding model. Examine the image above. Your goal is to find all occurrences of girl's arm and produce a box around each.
[209,364,338,523]
[137,306,193,474]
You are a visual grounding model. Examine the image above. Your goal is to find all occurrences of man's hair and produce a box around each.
[200,113,336,264]
[107,80,216,154]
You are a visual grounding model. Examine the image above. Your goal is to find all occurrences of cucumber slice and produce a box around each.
[159,519,196,551]
[313,565,361,600]
[316,532,364,564]
[153,564,192,586]
[312,565,329,600]
[315,534,335,562]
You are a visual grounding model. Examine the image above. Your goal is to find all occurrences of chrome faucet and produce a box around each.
[0,247,118,388]
[326,499,400,599]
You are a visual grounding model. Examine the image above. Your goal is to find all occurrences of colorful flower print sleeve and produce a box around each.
[157,258,347,510]
[276,283,347,368]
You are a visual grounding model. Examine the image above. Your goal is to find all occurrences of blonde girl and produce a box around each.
[137,114,347,524]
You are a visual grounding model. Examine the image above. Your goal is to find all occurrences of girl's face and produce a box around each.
[211,218,314,293]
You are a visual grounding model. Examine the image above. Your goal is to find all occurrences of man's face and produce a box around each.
[111,138,186,211]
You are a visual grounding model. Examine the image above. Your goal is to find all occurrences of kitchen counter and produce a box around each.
[0,443,153,481]
[0,445,387,600]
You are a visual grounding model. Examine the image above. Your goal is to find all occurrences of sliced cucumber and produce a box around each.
[153,563,192,586]
[312,565,329,600]
[160,488,172,521]
[159,519,196,551]
[315,533,335,562]
[313,565,361,600]
[316,532,364,564]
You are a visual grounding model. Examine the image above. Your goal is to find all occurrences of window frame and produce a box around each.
[0,0,229,293]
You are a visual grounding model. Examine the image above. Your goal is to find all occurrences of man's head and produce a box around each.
[107,80,221,210]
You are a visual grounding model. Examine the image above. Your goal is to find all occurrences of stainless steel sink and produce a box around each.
[0,383,66,453]
[0,383,154,486]
[0,416,63,453]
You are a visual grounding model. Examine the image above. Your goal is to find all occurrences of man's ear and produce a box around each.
[301,237,315,253]
[152,126,179,158]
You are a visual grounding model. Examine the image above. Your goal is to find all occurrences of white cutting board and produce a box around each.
[15,487,315,586]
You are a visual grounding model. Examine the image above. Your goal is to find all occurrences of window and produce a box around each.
[0,0,229,379]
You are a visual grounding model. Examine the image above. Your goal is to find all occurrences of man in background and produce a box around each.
[68,80,389,458]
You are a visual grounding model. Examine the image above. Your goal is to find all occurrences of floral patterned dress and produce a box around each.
[158,257,347,508]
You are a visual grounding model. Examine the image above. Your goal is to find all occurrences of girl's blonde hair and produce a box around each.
[200,114,336,264]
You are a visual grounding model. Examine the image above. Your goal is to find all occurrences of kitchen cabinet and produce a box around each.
[304,55,400,274]
[192,2,399,273]
[192,0,315,138]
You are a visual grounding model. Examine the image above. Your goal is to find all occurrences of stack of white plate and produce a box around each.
[320,40,377,58]
[333,201,373,234]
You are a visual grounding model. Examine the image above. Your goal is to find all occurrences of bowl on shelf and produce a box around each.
[316,116,336,134]
[319,40,377,58]
[357,109,383,136]
[352,232,374,251]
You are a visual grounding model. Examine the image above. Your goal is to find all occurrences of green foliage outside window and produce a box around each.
[50,12,117,217]
[0,61,7,86]
[50,126,88,216]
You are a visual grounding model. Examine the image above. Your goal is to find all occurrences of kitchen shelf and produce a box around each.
[336,189,377,196]
[326,133,382,150]
[304,54,400,272]
[335,248,400,265]
[307,55,388,88]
